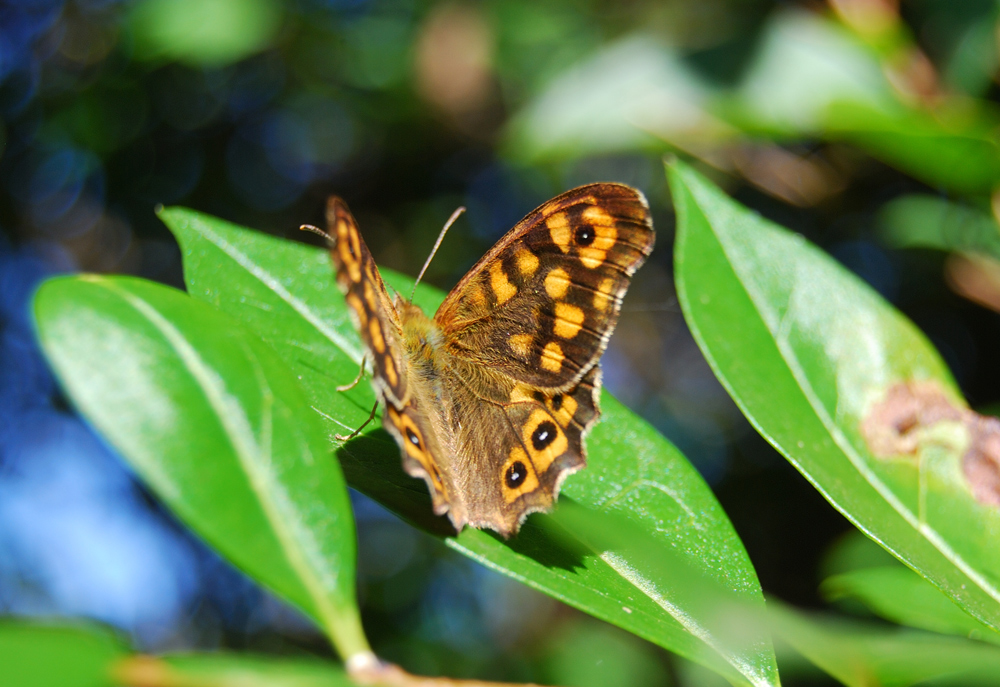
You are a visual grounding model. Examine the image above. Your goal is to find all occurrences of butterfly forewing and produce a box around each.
[325,197,409,408]
[435,184,654,391]
[325,200,465,524]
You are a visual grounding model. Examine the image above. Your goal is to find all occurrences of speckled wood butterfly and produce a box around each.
[319,184,654,537]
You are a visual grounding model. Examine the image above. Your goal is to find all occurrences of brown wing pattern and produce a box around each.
[322,184,651,538]
[382,395,463,525]
[434,183,654,391]
[326,199,464,521]
[452,365,602,536]
[325,197,409,407]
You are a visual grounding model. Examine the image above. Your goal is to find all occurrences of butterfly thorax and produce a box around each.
[396,300,466,422]
[396,301,442,362]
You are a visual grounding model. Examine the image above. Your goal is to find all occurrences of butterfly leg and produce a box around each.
[335,400,379,442]
[337,355,368,392]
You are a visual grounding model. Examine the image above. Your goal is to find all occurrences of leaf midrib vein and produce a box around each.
[181,216,363,362]
[690,180,1000,610]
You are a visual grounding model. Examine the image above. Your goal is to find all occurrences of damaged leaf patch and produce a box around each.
[861,381,1000,508]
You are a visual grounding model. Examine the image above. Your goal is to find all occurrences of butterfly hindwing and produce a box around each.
[382,399,464,524]
[480,366,602,533]
[435,183,654,390]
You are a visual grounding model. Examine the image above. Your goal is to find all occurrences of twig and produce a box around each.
[348,653,546,687]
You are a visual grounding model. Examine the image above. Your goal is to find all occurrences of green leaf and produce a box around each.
[822,566,1000,644]
[820,530,901,578]
[502,34,708,163]
[0,621,128,687]
[734,10,895,135]
[118,653,357,687]
[162,206,779,686]
[670,157,1000,631]
[878,194,1000,259]
[730,11,1000,193]
[826,104,1000,195]
[770,603,1000,687]
[32,276,368,659]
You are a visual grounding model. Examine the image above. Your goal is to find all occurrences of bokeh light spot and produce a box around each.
[129,0,284,67]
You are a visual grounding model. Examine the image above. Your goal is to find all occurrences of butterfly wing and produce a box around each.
[326,197,409,408]
[434,183,654,391]
[326,198,463,520]
[443,365,602,536]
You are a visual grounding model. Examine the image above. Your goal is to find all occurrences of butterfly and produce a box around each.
[319,184,654,537]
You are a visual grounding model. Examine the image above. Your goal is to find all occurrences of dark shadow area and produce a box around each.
[337,428,458,539]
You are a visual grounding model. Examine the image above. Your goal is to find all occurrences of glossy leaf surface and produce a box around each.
[33,276,366,657]
[671,158,1000,630]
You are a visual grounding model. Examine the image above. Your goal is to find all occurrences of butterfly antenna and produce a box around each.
[410,205,465,300]
[300,224,334,244]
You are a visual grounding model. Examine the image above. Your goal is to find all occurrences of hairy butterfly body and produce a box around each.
[325,184,654,537]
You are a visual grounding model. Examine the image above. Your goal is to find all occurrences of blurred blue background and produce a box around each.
[4,1,1000,684]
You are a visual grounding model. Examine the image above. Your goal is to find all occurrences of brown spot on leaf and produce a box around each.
[966,422,1000,508]
[861,380,1000,508]
[860,381,964,457]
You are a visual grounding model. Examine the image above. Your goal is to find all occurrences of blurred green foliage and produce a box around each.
[129,0,284,66]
